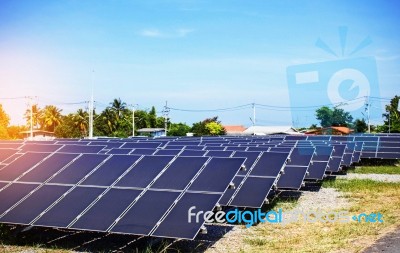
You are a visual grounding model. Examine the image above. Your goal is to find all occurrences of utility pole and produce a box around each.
[365,96,370,133]
[132,104,135,137]
[163,101,169,137]
[252,103,256,135]
[88,70,94,139]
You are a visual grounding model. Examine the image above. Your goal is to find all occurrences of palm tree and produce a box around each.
[73,109,88,136]
[41,105,63,132]
[101,108,115,134]
[24,104,43,129]
[110,98,127,121]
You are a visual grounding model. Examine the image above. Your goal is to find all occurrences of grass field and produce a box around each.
[348,165,400,175]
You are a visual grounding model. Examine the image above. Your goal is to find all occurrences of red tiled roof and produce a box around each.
[223,125,246,133]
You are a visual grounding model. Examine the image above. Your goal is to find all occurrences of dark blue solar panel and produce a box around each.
[80,155,141,186]
[305,162,328,180]
[188,157,245,193]
[151,156,208,190]
[225,146,247,151]
[88,141,123,149]
[232,151,260,176]
[152,192,221,239]
[106,148,133,154]
[71,188,142,231]
[18,153,79,183]
[57,145,106,154]
[121,142,162,149]
[0,149,18,163]
[276,166,308,190]
[0,185,71,224]
[179,150,207,157]
[153,149,182,156]
[205,150,233,157]
[269,147,293,153]
[246,147,271,152]
[287,147,315,166]
[378,142,400,147]
[312,146,334,161]
[111,190,180,235]
[0,152,50,181]
[49,154,108,184]
[115,155,174,188]
[130,148,157,155]
[0,183,39,215]
[21,144,63,152]
[229,177,276,208]
[0,143,23,149]
[34,186,105,227]
[326,157,342,172]
[218,176,244,206]
[250,152,288,177]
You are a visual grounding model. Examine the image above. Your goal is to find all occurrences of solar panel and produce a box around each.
[87,141,123,149]
[153,149,182,156]
[305,146,333,180]
[34,186,106,227]
[70,188,142,231]
[0,149,18,163]
[326,144,346,172]
[218,176,244,206]
[20,144,63,153]
[121,142,162,149]
[57,145,106,154]
[0,185,71,224]
[232,151,260,176]
[106,148,134,154]
[130,148,157,155]
[115,156,174,188]
[276,166,308,190]
[18,153,79,183]
[49,154,108,184]
[205,150,233,157]
[188,157,245,193]
[151,157,209,190]
[0,152,51,181]
[179,150,207,157]
[0,183,39,215]
[0,143,23,149]
[249,152,289,177]
[110,190,180,235]
[151,192,221,239]
[80,155,141,186]
[229,177,276,208]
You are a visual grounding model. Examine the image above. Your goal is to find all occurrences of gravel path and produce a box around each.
[336,173,400,183]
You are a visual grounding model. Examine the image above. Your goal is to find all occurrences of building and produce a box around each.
[20,129,55,140]
[136,128,166,137]
[223,125,246,135]
[305,126,353,135]
[243,126,302,135]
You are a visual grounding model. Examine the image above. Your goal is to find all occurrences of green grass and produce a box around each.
[237,178,400,253]
[347,165,400,175]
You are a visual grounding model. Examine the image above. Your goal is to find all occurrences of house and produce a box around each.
[305,126,353,135]
[243,126,302,135]
[20,129,55,140]
[136,128,166,137]
[223,125,246,135]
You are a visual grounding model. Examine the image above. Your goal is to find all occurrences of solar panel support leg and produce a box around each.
[200,226,207,234]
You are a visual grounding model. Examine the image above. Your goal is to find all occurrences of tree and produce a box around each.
[73,109,88,137]
[24,104,42,129]
[168,123,191,136]
[41,105,63,132]
[54,114,82,138]
[191,116,226,136]
[7,125,26,139]
[315,106,353,127]
[381,95,400,133]
[0,104,10,139]
[205,121,225,135]
[354,118,368,133]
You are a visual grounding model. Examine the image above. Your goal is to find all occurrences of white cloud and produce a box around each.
[139,28,194,38]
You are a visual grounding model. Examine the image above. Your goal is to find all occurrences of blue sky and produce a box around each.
[0,0,399,127]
